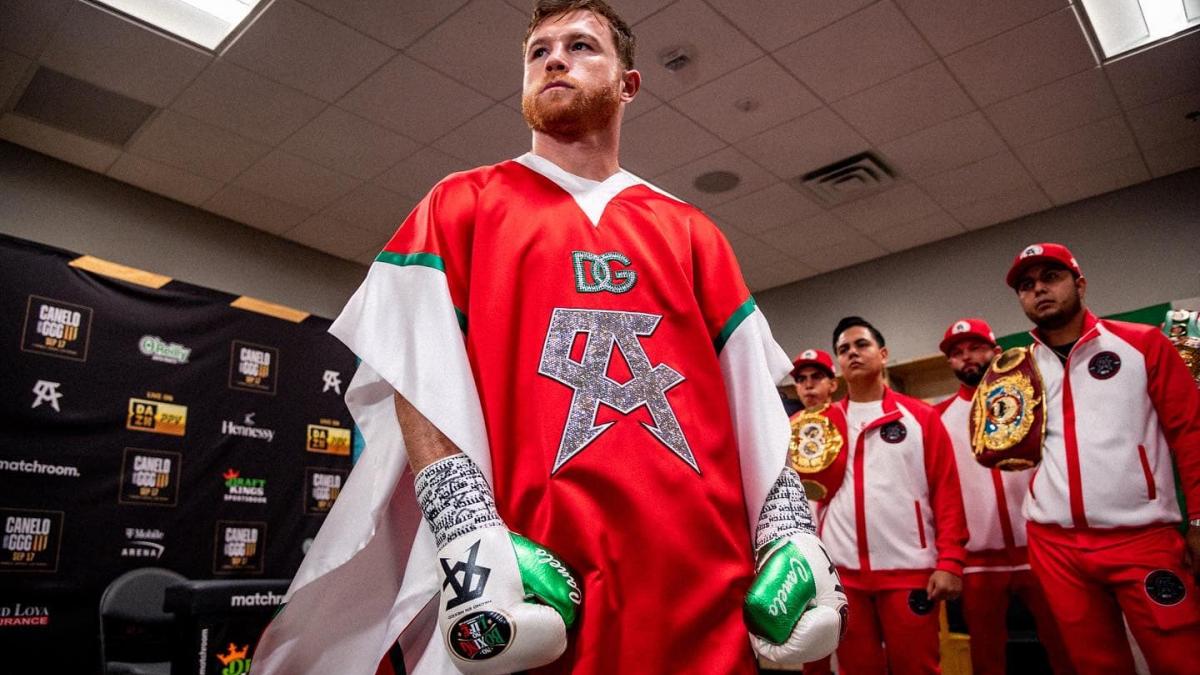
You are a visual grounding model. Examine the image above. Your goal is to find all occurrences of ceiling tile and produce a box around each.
[793,233,889,273]
[433,104,528,166]
[744,259,817,292]
[1105,31,1200,109]
[620,105,725,177]
[407,0,527,101]
[283,213,386,261]
[944,7,1096,107]
[1142,135,1200,178]
[0,0,72,58]
[880,111,1007,178]
[775,1,936,102]
[895,0,1067,55]
[501,0,675,24]
[832,62,974,144]
[735,107,869,180]
[171,61,325,145]
[983,68,1121,146]
[833,182,943,233]
[919,150,1036,208]
[202,184,311,235]
[947,183,1050,230]
[373,146,471,200]
[672,57,821,143]
[0,112,119,172]
[224,0,394,103]
[1040,153,1149,206]
[1124,88,1200,150]
[866,209,965,252]
[1015,115,1138,181]
[234,149,362,211]
[323,183,415,236]
[338,53,493,142]
[709,182,822,235]
[651,146,776,209]
[758,210,859,255]
[729,235,791,267]
[299,0,470,49]
[628,0,762,100]
[282,106,419,180]
[127,110,270,182]
[0,50,33,110]
[706,0,875,51]
[623,87,662,122]
[40,2,210,107]
[106,153,222,206]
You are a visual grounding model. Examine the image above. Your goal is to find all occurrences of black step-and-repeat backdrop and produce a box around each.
[0,234,357,673]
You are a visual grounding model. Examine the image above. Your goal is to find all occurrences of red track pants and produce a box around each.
[835,586,940,675]
[960,568,1074,675]
[1027,522,1200,675]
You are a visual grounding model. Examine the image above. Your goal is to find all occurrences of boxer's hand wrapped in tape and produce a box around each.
[416,455,581,674]
[745,469,847,664]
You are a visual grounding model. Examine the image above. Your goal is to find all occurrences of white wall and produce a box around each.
[0,142,366,319]
[758,167,1200,362]
[2,141,1197,357]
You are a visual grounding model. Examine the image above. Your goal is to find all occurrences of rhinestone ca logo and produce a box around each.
[572,251,637,294]
[538,308,696,474]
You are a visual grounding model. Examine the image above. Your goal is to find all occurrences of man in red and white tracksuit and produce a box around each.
[823,316,968,675]
[934,318,1073,675]
[1007,242,1200,674]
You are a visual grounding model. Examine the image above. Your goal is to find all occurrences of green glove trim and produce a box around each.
[510,532,582,628]
[745,540,817,644]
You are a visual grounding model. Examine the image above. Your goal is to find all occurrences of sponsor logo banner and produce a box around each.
[304,467,347,514]
[121,527,165,559]
[0,458,80,478]
[222,468,267,505]
[220,412,274,443]
[306,419,350,456]
[126,394,188,437]
[229,590,285,609]
[0,603,51,628]
[229,340,278,395]
[119,448,181,506]
[30,380,64,412]
[138,335,191,365]
[0,508,63,572]
[21,295,93,361]
[216,642,252,674]
[214,521,266,574]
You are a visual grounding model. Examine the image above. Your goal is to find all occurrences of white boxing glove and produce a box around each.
[744,468,847,665]
[416,454,581,674]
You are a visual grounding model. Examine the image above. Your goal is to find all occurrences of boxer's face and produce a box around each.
[793,366,836,410]
[521,10,637,136]
[1015,263,1086,330]
[946,338,1000,387]
[835,326,887,383]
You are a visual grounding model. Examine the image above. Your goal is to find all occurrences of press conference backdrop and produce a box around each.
[0,233,357,673]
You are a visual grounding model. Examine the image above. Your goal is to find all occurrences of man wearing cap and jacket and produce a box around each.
[933,318,1073,675]
[823,316,968,675]
[1006,242,1200,674]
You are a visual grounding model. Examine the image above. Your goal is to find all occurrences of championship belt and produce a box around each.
[969,347,1046,471]
[788,404,847,501]
[1163,309,1200,388]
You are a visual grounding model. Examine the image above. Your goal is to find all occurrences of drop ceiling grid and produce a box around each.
[0,0,1195,290]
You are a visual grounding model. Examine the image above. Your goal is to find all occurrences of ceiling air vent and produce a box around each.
[792,152,895,206]
[14,67,156,147]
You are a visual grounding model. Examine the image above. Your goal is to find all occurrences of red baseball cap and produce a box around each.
[1006,242,1083,289]
[939,318,997,355]
[791,348,835,378]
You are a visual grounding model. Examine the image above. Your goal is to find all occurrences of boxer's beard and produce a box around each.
[522,75,621,136]
[954,359,992,386]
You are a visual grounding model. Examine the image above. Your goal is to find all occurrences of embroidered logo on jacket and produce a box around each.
[539,308,695,474]
[1145,569,1186,606]
[1087,351,1121,379]
[880,421,907,444]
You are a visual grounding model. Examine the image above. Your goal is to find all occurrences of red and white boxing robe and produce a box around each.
[252,154,795,674]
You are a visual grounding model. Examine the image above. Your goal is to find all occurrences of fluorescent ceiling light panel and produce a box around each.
[91,0,267,50]
[1079,0,1200,58]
